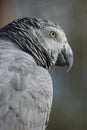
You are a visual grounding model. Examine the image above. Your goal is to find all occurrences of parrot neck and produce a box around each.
[0,23,52,69]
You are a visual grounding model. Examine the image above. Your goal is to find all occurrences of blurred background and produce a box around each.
[0,0,87,130]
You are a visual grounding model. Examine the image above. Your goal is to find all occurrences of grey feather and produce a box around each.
[0,17,73,130]
[0,40,53,130]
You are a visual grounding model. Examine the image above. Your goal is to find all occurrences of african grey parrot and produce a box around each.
[0,17,73,130]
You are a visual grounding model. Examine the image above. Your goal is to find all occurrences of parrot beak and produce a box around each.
[55,44,73,71]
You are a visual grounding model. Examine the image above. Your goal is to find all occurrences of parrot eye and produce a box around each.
[49,31,57,38]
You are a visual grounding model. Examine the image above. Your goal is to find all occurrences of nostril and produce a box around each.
[65,41,67,43]
[63,45,65,48]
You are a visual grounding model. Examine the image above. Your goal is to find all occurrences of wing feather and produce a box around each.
[0,40,53,130]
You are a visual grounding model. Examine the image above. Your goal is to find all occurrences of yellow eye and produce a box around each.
[50,31,57,38]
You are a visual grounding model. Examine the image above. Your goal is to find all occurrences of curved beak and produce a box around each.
[55,44,73,71]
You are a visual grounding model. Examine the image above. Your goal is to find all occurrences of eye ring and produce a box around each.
[50,31,57,38]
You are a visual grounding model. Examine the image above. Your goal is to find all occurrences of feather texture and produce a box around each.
[0,40,53,130]
[0,17,73,130]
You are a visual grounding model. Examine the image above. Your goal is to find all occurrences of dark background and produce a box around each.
[0,0,87,130]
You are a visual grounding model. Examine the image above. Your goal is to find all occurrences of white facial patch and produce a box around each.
[42,26,68,53]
